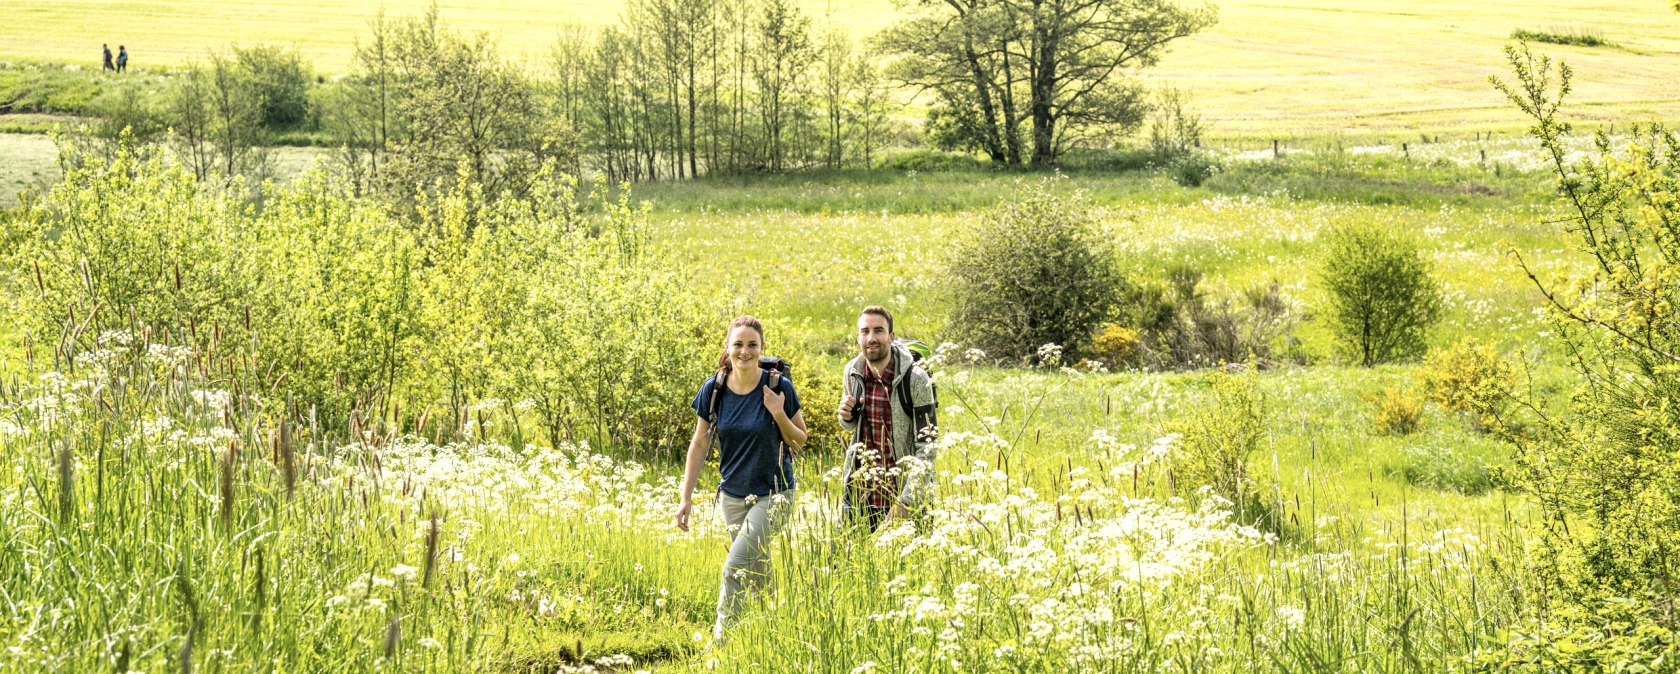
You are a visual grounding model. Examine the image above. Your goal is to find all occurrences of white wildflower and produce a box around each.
[1276,605,1305,631]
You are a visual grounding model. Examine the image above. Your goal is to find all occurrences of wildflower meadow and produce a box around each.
[1,16,1678,674]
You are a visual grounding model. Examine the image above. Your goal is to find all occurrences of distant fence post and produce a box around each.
[1272,139,1280,158]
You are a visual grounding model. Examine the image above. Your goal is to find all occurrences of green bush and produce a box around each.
[464,170,716,458]
[1167,152,1220,187]
[1470,593,1678,672]
[0,139,719,457]
[945,181,1129,364]
[1090,323,1140,366]
[1320,221,1442,366]
[233,45,315,128]
[1,140,416,426]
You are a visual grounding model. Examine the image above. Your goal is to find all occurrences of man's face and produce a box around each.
[857,313,893,364]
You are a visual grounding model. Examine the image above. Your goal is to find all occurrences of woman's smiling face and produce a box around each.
[725,325,763,370]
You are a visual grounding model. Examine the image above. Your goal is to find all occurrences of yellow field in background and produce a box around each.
[7,0,1679,137]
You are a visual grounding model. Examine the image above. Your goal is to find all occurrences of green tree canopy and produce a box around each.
[876,0,1215,166]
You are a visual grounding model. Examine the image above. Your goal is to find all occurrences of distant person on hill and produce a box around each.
[116,46,128,73]
[102,44,114,71]
[837,305,938,531]
[674,315,806,642]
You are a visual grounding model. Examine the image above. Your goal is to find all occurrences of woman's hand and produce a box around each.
[762,385,787,419]
[674,500,694,532]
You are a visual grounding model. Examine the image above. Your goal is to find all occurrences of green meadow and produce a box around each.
[0,132,1623,671]
[1,1,1676,671]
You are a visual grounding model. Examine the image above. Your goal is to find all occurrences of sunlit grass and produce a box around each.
[0,129,1595,671]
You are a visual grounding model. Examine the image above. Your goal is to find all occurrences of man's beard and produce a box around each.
[865,344,889,368]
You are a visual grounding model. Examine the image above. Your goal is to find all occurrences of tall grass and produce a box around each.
[0,330,1538,671]
[0,330,710,671]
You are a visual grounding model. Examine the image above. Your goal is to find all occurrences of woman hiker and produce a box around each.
[674,315,806,641]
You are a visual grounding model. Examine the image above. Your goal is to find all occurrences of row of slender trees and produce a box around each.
[547,0,895,181]
[320,1,894,190]
[145,0,1216,192]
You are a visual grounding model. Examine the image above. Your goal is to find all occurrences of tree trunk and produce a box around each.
[1029,19,1058,166]
[960,37,1008,163]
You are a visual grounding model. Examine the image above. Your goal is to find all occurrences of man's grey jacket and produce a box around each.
[838,343,938,509]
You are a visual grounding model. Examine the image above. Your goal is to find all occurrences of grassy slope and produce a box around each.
[634,148,1567,535]
[640,151,1559,353]
[5,0,1677,138]
[1155,0,1680,138]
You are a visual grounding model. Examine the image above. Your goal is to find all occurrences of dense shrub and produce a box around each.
[1167,152,1220,187]
[1370,386,1427,436]
[0,140,717,458]
[1090,323,1140,366]
[1422,338,1515,432]
[1127,266,1299,370]
[87,87,167,143]
[1320,221,1442,366]
[233,45,314,128]
[461,172,715,457]
[945,183,1128,364]
[922,103,996,157]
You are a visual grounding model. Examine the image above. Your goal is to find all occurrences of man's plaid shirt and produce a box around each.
[860,358,897,509]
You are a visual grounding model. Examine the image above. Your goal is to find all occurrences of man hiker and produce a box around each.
[116,46,128,73]
[102,44,114,71]
[837,306,938,530]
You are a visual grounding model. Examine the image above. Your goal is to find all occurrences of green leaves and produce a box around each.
[945,182,1128,364]
[1320,221,1442,367]
[6,140,718,455]
[1492,39,1680,642]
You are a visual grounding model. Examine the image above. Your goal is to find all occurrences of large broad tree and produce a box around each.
[877,0,1214,166]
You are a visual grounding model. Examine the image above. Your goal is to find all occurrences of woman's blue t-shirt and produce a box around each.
[692,369,800,498]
